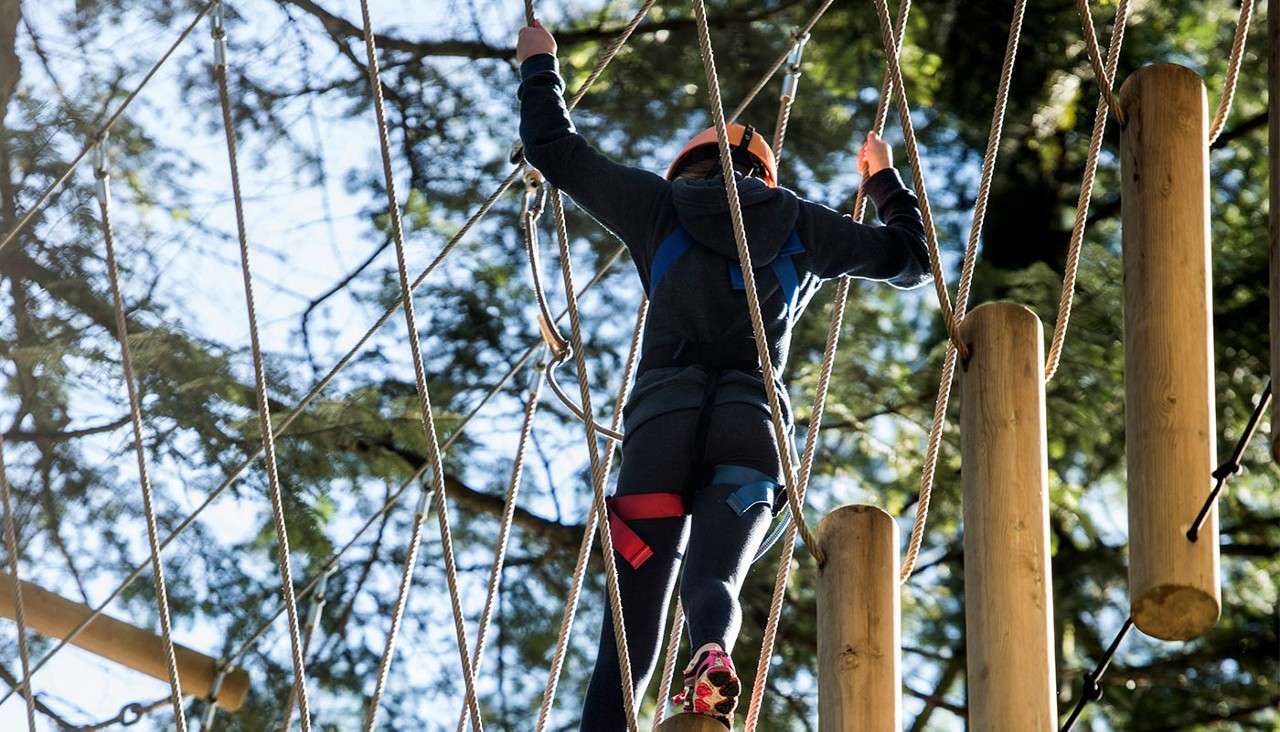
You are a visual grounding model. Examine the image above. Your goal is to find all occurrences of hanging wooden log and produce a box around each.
[960,302,1057,729]
[1119,63,1221,641]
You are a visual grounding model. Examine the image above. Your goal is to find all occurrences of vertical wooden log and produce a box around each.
[1119,64,1221,641]
[0,572,250,710]
[816,505,900,732]
[960,302,1056,729]
[1271,0,1280,463]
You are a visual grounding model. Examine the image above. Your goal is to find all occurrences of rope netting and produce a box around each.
[0,0,1267,729]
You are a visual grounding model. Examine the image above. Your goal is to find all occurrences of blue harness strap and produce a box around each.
[649,227,695,297]
[728,230,805,321]
[710,464,780,516]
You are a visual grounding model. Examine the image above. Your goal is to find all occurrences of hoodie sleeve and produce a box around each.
[517,54,667,259]
[797,168,932,289]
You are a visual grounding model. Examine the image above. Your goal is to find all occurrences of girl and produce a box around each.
[516,20,929,730]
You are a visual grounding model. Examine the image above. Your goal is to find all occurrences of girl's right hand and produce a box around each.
[859,132,893,178]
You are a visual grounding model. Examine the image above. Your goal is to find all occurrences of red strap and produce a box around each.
[609,492,685,520]
[607,493,685,569]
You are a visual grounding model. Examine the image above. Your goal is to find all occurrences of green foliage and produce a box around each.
[0,0,1274,730]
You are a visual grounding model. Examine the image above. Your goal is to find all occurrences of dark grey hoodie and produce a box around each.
[518,54,931,439]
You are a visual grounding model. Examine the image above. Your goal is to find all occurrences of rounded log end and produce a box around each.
[1118,63,1207,110]
[816,504,897,554]
[959,301,1044,366]
[657,712,731,731]
[1132,584,1220,641]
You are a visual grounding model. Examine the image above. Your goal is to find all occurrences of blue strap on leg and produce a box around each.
[711,464,780,516]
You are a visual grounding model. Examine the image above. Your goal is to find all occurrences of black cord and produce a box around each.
[1187,380,1272,542]
[1060,616,1134,731]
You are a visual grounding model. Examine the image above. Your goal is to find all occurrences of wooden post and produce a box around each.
[815,505,899,731]
[657,713,729,731]
[1271,0,1280,463]
[959,302,1056,729]
[1119,64,1221,641]
[0,572,249,710]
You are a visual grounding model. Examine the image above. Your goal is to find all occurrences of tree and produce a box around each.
[0,0,1275,729]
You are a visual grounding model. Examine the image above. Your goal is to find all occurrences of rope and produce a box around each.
[356,1,481,727]
[728,0,838,124]
[0,435,37,732]
[546,187,640,729]
[1046,0,1130,382]
[871,0,1027,582]
[92,137,189,731]
[281,568,333,731]
[1074,0,1125,125]
[651,600,684,729]
[741,0,908,717]
[0,1,214,255]
[534,298,647,732]
[1208,0,1255,144]
[868,1,960,358]
[692,0,818,575]
[455,366,547,732]
[210,7,313,726]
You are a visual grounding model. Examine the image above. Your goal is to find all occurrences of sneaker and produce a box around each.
[671,642,739,728]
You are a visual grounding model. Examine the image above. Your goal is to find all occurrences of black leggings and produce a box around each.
[580,403,781,730]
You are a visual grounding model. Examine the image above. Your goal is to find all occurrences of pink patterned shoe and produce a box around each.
[671,642,739,728]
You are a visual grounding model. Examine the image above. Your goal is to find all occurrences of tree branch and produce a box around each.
[279,0,806,60]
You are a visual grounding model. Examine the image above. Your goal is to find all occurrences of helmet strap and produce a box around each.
[734,125,763,180]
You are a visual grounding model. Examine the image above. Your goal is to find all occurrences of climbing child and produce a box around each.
[516,20,930,730]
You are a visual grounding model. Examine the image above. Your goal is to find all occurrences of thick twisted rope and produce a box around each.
[547,187,640,729]
[1046,0,1130,382]
[356,1,481,728]
[0,435,37,731]
[1075,0,1125,125]
[880,0,1029,582]
[535,298,645,732]
[869,0,960,358]
[210,7,313,725]
[651,599,684,729]
[0,1,214,255]
[454,365,547,732]
[744,5,915,723]
[92,139,188,731]
[534,299,646,732]
[1208,0,1254,144]
[692,0,818,572]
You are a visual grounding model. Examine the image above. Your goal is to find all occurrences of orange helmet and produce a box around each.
[666,123,777,187]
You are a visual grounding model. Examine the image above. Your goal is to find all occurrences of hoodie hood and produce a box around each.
[671,175,799,267]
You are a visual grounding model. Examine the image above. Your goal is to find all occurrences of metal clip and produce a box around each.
[199,666,228,729]
[93,135,110,207]
[415,485,431,515]
[305,569,332,629]
[210,1,227,68]
[780,33,809,99]
[509,141,526,165]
